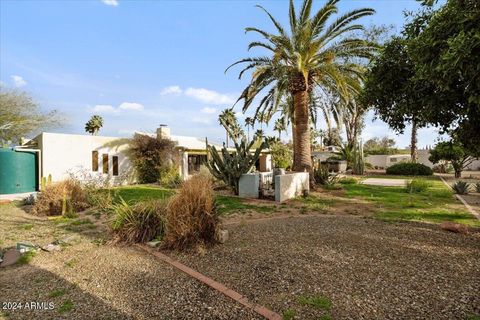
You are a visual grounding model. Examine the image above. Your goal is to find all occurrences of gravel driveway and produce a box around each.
[171,215,480,319]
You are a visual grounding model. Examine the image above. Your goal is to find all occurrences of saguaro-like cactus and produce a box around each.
[205,137,267,195]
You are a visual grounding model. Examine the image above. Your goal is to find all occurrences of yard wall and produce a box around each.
[275,172,309,202]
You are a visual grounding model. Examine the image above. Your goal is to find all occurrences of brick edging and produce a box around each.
[136,244,282,320]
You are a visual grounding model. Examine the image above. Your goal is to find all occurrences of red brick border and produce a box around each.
[137,244,282,320]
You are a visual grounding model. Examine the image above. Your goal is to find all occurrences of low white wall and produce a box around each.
[365,155,387,169]
[239,173,259,199]
[275,172,309,202]
[37,132,135,186]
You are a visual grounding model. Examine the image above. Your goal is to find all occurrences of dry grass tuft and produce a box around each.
[110,198,167,244]
[32,179,89,216]
[163,175,219,250]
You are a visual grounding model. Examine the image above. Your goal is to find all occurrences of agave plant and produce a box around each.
[227,0,377,173]
[452,181,470,195]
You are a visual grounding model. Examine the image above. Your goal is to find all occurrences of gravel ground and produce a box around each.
[0,205,262,320]
[171,215,480,320]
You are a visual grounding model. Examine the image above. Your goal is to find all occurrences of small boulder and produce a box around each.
[41,244,62,252]
[216,229,229,244]
[440,221,468,234]
[0,249,21,267]
[146,240,161,248]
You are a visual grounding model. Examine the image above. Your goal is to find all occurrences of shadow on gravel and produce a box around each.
[0,264,131,320]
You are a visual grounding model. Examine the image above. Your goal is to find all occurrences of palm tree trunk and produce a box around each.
[292,89,312,173]
[226,131,229,148]
[410,117,418,163]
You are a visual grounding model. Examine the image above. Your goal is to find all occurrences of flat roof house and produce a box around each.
[12,125,272,192]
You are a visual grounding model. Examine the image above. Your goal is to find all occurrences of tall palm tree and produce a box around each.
[273,117,286,140]
[218,108,236,147]
[244,117,255,140]
[85,115,103,135]
[227,0,376,173]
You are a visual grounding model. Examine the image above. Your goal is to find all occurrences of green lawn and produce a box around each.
[343,176,480,227]
[215,195,276,215]
[108,185,174,203]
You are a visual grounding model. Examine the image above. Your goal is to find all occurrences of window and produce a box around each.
[102,154,109,174]
[112,156,119,176]
[92,151,99,171]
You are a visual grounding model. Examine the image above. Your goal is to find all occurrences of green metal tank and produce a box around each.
[0,148,38,194]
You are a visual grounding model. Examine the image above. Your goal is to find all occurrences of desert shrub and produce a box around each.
[314,164,339,186]
[269,141,292,169]
[364,162,374,169]
[163,175,219,250]
[339,177,357,185]
[406,179,431,193]
[432,163,453,174]
[158,165,182,188]
[476,182,480,193]
[110,197,167,244]
[85,189,115,213]
[386,162,433,176]
[130,134,179,183]
[32,179,89,216]
[452,181,470,195]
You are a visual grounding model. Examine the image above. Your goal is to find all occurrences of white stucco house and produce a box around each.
[17,125,272,188]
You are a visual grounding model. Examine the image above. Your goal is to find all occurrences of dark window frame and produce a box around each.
[112,156,119,176]
[102,154,109,174]
[92,151,99,171]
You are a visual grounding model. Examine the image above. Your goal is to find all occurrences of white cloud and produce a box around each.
[201,107,217,114]
[92,104,116,113]
[160,85,182,96]
[101,0,118,6]
[185,87,235,105]
[119,102,144,111]
[11,75,27,87]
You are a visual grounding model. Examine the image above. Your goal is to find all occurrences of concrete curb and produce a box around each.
[438,176,480,220]
[136,244,282,320]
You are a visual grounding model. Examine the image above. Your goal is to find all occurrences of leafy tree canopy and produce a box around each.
[0,87,63,145]
[429,141,477,178]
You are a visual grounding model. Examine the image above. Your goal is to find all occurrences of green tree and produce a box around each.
[273,118,286,140]
[409,0,480,151]
[0,87,63,145]
[362,37,429,162]
[244,117,255,140]
[85,115,104,135]
[227,0,377,173]
[218,108,237,147]
[429,141,476,178]
[363,136,397,155]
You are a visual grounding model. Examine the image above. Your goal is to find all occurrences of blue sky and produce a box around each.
[1,0,442,148]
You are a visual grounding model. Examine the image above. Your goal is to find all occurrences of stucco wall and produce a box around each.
[275,172,309,202]
[37,133,135,185]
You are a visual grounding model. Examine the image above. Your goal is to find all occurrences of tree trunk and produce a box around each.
[291,123,296,167]
[292,89,312,173]
[455,170,461,178]
[410,118,418,163]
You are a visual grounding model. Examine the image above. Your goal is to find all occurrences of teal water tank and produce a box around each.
[0,148,38,194]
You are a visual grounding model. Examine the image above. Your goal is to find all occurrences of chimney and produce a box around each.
[157,124,171,140]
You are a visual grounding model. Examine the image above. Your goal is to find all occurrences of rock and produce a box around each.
[216,229,229,244]
[16,242,38,253]
[0,249,21,267]
[440,221,468,234]
[147,240,161,248]
[41,244,62,252]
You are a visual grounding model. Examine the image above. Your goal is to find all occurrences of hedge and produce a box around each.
[386,162,433,176]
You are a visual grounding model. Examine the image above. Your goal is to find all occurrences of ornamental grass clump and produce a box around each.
[32,179,89,216]
[163,174,219,250]
[406,179,431,193]
[110,197,167,244]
